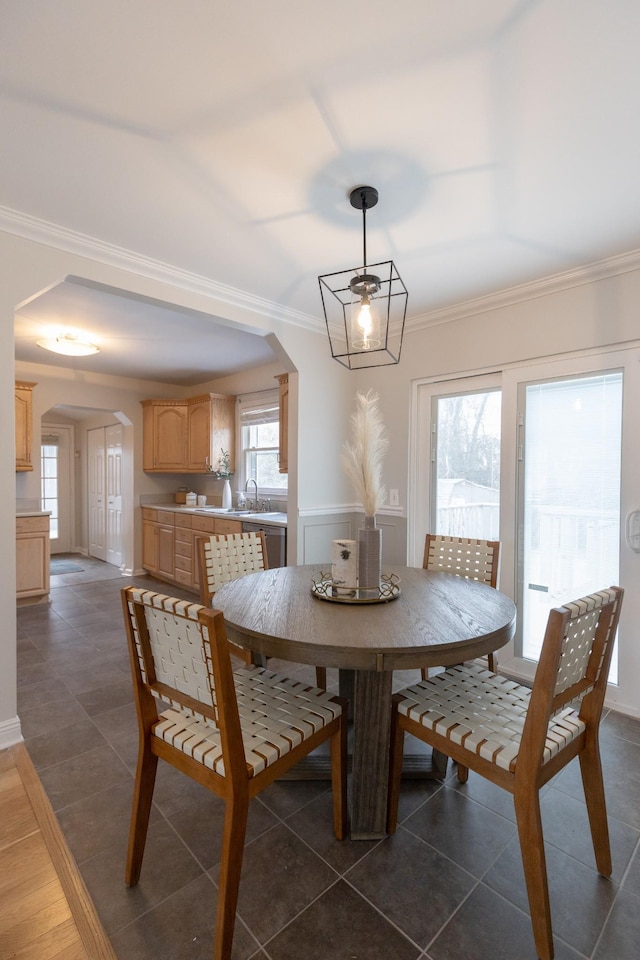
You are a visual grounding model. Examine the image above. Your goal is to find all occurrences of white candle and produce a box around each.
[331,539,357,589]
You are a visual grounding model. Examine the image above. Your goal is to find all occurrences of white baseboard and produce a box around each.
[0,716,23,750]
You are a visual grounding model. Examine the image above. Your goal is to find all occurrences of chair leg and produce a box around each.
[125,741,158,886]
[214,792,250,960]
[386,709,405,833]
[456,762,469,783]
[487,652,496,672]
[579,739,612,877]
[514,785,554,960]
[315,666,327,690]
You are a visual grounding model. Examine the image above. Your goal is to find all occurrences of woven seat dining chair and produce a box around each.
[198,531,268,664]
[387,585,623,960]
[422,533,501,672]
[198,531,327,688]
[121,586,348,960]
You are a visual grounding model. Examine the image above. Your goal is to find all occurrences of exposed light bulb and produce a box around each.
[357,298,373,341]
[351,293,381,351]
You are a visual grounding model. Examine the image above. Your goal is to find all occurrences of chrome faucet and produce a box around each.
[244,477,258,510]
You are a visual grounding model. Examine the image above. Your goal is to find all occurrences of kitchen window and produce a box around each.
[239,390,287,496]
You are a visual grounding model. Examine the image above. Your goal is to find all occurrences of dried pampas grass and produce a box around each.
[342,390,388,517]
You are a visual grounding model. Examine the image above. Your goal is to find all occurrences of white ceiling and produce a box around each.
[15,278,278,385]
[6,0,640,384]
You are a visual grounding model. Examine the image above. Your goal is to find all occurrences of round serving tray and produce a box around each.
[311,572,401,604]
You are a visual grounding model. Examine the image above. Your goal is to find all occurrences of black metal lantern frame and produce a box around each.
[318,186,408,370]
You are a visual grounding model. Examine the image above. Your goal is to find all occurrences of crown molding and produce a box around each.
[4,204,639,337]
[0,205,320,332]
[406,248,640,332]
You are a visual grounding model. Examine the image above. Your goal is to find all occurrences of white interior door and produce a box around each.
[88,427,106,561]
[106,423,123,567]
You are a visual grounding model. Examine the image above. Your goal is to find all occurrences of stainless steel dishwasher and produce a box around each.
[242,521,286,568]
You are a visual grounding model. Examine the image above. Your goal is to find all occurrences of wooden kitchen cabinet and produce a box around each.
[141,400,188,472]
[15,380,36,472]
[16,513,50,603]
[174,512,194,588]
[141,393,235,474]
[187,393,235,473]
[276,374,288,473]
[141,508,241,593]
[141,509,175,580]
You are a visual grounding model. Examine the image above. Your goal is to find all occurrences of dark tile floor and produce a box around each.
[16,555,640,959]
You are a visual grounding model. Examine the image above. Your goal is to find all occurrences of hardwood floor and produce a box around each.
[0,742,115,960]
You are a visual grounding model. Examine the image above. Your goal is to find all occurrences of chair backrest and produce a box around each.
[522,586,623,764]
[423,534,500,588]
[198,530,268,606]
[122,586,215,717]
[121,585,247,782]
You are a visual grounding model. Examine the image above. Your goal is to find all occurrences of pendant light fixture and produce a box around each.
[318,185,407,369]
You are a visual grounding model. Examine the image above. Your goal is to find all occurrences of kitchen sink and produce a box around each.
[194,507,257,516]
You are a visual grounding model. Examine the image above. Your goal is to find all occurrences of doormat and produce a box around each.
[50,559,84,575]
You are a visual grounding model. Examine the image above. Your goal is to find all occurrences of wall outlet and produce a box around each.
[389,488,400,507]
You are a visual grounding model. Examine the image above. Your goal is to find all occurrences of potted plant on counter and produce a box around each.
[210,449,234,510]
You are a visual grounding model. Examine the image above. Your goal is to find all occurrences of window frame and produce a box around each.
[238,389,288,499]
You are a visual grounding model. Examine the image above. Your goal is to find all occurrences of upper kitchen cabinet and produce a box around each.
[275,374,288,474]
[141,393,235,474]
[187,393,235,473]
[141,399,188,472]
[15,380,36,472]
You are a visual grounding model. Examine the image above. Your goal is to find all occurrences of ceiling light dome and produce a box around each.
[36,333,100,357]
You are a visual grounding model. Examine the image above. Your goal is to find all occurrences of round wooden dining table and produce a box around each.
[212,564,516,838]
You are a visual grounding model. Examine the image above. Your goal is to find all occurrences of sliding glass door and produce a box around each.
[413,348,639,713]
[517,372,622,671]
[432,388,501,540]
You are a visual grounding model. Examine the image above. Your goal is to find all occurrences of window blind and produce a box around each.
[238,389,279,427]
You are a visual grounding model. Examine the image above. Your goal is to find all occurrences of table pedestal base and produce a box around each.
[277,669,449,839]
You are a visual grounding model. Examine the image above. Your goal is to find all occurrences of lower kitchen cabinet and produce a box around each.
[16,513,50,603]
[141,508,241,594]
[142,509,176,581]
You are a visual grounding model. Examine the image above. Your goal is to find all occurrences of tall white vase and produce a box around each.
[222,479,232,510]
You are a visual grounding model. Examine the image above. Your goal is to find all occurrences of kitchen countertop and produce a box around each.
[142,503,287,528]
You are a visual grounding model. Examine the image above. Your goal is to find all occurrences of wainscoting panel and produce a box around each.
[298,512,407,566]
[302,518,354,564]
